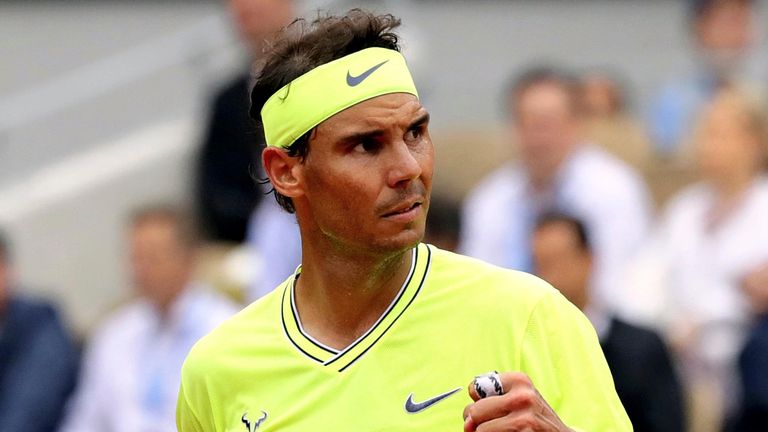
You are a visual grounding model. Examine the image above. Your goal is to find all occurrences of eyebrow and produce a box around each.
[409,112,431,130]
[336,112,431,147]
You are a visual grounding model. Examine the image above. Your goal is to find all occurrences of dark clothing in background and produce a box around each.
[601,317,686,432]
[735,314,768,431]
[0,297,79,432]
[196,73,264,243]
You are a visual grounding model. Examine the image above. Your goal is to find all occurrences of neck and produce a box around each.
[294,233,415,350]
[528,141,579,190]
[713,169,756,202]
[149,279,188,320]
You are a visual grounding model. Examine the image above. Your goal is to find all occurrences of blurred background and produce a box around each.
[1,0,768,431]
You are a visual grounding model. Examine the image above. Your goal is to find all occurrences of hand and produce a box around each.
[463,372,572,432]
[742,263,768,315]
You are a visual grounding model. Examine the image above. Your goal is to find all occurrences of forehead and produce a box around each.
[315,93,425,137]
[517,83,571,110]
[535,222,579,247]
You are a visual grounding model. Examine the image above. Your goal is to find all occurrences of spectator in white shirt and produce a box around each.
[59,205,239,432]
[631,86,768,431]
[460,66,652,314]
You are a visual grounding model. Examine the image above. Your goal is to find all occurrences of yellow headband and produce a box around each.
[260,47,419,148]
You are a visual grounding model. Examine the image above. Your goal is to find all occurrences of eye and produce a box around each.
[405,125,425,142]
[353,138,381,154]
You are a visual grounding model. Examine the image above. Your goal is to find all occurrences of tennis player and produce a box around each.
[177,10,630,432]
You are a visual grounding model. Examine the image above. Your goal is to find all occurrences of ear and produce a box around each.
[262,147,305,199]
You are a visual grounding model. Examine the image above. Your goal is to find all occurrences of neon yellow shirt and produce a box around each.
[177,244,631,431]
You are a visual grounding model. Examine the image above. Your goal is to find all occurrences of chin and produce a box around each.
[372,227,424,253]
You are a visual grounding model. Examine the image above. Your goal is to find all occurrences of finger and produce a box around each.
[469,371,504,401]
[498,371,534,394]
[476,408,566,432]
[469,371,534,401]
[465,387,539,426]
[463,413,476,432]
[474,413,538,432]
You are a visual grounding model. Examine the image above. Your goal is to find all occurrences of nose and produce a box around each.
[386,140,422,189]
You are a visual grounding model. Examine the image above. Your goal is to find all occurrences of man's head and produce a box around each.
[228,0,295,56]
[579,71,627,119]
[531,213,593,311]
[0,231,11,310]
[694,85,768,184]
[689,0,756,73]
[506,67,582,187]
[251,10,433,255]
[128,205,198,311]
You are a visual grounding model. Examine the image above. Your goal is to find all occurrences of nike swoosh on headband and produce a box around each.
[346,60,389,87]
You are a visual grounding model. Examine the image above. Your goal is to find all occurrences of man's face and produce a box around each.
[512,83,579,185]
[695,0,754,67]
[696,92,760,182]
[129,219,193,307]
[531,222,592,310]
[296,93,434,255]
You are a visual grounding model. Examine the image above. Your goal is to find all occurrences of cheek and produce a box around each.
[306,162,379,218]
[418,140,436,183]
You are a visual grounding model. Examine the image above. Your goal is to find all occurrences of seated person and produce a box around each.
[59,206,239,432]
[532,213,685,432]
[0,230,79,432]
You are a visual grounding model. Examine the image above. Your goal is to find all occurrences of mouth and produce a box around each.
[381,200,423,219]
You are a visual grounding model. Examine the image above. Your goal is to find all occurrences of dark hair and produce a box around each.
[129,204,199,249]
[579,67,632,114]
[534,212,592,252]
[0,229,9,263]
[505,65,581,118]
[249,9,403,213]
[688,0,752,22]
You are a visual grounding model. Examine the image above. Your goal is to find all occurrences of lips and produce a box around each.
[381,199,422,218]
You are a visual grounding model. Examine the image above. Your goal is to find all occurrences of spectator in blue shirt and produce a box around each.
[0,230,79,432]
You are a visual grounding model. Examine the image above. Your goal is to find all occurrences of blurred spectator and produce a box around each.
[0,231,79,432]
[423,197,462,252]
[59,206,238,432]
[246,195,301,300]
[736,312,768,431]
[579,70,653,171]
[460,66,652,314]
[631,87,768,431]
[648,0,764,157]
[532,213,685,432]
[195,0,295,242]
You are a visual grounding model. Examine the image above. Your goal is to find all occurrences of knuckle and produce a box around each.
[504,389,536,409]
[509,372,533,387]
[466,404,479,420]
[513,413,537,429]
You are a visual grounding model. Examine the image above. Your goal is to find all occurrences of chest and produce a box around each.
[210,314,517,431]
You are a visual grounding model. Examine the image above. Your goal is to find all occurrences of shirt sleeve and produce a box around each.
[518,290,632,432]
[176,375,206,432]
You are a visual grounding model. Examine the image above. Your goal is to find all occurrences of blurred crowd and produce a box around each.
[2,0,768,431]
